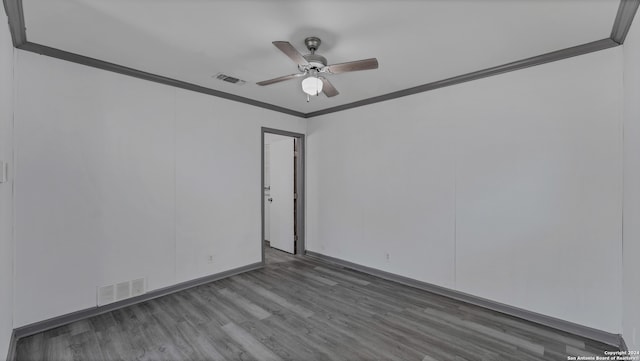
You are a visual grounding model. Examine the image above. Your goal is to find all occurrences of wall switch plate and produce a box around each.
[0,161,6,183]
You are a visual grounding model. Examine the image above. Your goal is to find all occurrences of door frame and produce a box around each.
[261,127,305,264]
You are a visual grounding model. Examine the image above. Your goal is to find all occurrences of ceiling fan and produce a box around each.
[257,37,379,101]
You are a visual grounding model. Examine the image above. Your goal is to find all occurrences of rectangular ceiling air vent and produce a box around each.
[214,72,246,85]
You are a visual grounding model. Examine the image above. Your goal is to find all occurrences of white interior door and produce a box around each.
[268,137,294,254]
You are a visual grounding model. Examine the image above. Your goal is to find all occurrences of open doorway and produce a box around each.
[261,128,305,264]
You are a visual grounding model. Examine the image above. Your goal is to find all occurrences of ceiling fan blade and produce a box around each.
[256,73,303,86]
[325,58,379,74]
[320,77,339,97]
[272,41,309,67]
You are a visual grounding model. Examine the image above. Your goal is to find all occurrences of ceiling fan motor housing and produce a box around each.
[303,53,327,69]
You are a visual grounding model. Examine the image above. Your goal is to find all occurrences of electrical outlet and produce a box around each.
[207,255,214,264]
[386,253,390,261]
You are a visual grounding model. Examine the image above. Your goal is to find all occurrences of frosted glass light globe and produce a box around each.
[302,76,323,96]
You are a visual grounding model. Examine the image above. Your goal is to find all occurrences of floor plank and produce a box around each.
[15,247,619,361]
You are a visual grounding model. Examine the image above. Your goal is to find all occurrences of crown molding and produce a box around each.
[2,0,638,118]
[611,0,640,44]
[305,38,618,118]
[2,0,24,46]
[17,42,306,118]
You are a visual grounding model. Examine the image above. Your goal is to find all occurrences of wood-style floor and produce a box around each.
[15,247,618,361]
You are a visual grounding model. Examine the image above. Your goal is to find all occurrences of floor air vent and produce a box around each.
[97,285,115,306]
[97,277,146,306]
[115,281,130,301]
[131,278,146,297]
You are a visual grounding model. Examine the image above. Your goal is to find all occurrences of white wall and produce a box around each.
[307,48,623,333]
[7,14,632,342]
[0,5,14,358]
[13,50,306,327]
[623,10,640,350]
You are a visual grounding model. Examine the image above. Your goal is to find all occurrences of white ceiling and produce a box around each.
[22,0,620,114]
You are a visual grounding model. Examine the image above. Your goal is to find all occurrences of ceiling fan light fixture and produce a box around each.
[301,76,323,96]
[257,37,377,100]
